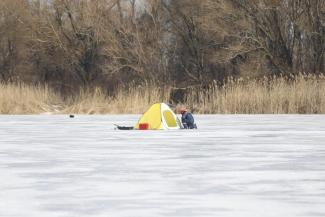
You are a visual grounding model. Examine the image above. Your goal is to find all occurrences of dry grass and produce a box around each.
[62,85,171,114]
[186,75,325,114]
[0,83,61,114]
[1,75,325,114]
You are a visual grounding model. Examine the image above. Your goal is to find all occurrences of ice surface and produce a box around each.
[0,115,325,217]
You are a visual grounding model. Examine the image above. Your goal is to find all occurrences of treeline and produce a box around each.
[0,0,324,95]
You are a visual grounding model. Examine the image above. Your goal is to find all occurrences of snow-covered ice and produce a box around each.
[0,115,325,217]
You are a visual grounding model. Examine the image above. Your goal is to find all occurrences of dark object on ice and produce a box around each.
[70,114,75,118]
[180,108,197,129]
[114,124,134,130]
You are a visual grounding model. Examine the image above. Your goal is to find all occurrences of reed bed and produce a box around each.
[63,85,171,114]
[1,75,324,114]
[0,83,61,114]
[186,75,325,114]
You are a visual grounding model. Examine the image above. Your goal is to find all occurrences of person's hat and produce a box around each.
[180,107,187,113]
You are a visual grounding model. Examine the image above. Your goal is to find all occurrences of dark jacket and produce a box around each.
[181,112,196,129]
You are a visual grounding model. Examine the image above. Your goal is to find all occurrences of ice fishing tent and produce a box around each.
[135,103,182,130]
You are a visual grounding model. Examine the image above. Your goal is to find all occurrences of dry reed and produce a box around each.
[1,75,324,114]
[62,85,171,114]
[0,83,61,114]
[186,75,325,114]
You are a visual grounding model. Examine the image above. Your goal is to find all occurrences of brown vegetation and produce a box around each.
[0,1,324,87]
[0,83,61,114]
[186,75,325,114]
[1,75,324,114]
[62,85,171,114]
[0,1,324,114]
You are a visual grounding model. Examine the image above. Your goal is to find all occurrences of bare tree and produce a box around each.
[230,0,325,75]
[0,0,30,82]
[0,0,323,93]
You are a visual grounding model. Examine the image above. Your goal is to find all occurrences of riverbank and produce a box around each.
[1,75,325,114]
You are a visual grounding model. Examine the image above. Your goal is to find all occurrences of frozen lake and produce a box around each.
[0,115,325,217]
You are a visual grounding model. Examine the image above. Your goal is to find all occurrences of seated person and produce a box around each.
[179,107,197,129]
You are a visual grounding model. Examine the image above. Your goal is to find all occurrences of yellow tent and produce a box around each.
[135,103,182,130]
